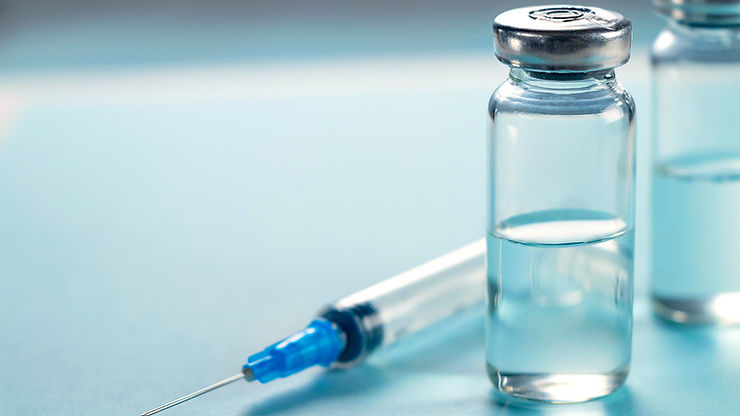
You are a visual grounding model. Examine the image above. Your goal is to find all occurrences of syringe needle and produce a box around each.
[140,373,246,416]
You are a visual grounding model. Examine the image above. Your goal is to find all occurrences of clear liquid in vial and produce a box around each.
[486,209,633,402]
[652,153,740,324]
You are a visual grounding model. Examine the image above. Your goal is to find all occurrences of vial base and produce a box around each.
[487,363,629,403]
[651,293,740,325]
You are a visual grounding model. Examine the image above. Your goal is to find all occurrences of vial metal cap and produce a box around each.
[655,0,740,26]
[493,5,632,72]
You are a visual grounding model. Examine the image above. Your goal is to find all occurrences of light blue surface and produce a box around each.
[0,58,738,415]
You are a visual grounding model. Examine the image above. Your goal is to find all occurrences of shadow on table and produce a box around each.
[244,365,390,415]
[648,312,740,376]
[244,308,485,415]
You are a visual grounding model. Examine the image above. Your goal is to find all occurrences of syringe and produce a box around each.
[140,239,485,415]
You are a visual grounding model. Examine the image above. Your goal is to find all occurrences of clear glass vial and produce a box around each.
[651,1,740,324]
[486,6,635,403]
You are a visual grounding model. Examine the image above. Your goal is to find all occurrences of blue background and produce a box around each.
[0,1,738,415]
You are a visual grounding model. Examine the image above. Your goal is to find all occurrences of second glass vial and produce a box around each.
[651,0,740,324]
[486,6,635,402]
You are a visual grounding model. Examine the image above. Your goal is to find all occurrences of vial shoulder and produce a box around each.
[489,78,634,119]
[611,81,636,120]
[651,25,740,64]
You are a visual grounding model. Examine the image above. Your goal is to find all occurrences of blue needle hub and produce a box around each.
[243,319,343,383]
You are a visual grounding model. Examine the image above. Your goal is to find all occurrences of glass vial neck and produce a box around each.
[508,68,616,90]
[667,18,740,37]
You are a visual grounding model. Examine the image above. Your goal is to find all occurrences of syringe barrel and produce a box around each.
[319,239,485,366]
